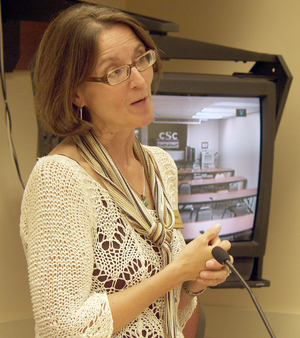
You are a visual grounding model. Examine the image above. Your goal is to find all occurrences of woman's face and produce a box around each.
[74,24,154,136]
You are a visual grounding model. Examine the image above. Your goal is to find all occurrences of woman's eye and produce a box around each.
[137,56,146,63]
[109,68,124,78]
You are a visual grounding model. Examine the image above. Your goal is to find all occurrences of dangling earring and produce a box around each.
[79,107,83,120]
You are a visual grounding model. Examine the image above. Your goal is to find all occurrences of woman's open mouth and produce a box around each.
[131,96,147,105]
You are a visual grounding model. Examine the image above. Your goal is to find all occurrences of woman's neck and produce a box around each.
[92,128,138,171]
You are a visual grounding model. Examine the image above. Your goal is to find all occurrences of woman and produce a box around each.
[20,3,231,337]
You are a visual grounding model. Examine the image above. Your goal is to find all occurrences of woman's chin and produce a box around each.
[139,115,154,128]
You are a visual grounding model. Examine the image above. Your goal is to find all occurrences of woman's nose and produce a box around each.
[129,66,146,88]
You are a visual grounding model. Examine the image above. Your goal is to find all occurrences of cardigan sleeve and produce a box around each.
[20,156,114,338]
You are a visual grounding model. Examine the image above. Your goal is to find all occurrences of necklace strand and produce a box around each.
[127,166,149,207]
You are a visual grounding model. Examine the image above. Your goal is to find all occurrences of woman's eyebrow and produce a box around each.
[99,55,119,65]
[98,43,146,68]
[134,43,145,52]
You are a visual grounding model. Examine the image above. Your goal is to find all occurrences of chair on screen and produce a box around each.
[178,183,194,221]
[213,173,228,192]
[222,201,249,218]
[195,206,213,222]
[229,182,239,191]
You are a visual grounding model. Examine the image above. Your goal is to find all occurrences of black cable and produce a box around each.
[212,246,276,338]
[224,259,276,338]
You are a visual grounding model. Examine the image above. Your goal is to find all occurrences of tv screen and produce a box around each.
[144,72,277,286]
[150,94,260,243]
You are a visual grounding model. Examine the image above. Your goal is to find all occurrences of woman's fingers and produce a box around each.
[200,266,230,279]
[178,224,233,283]
[205,254,234,270]
[199,223,222,246]
[197,266,231,286]
[215,239,231,252]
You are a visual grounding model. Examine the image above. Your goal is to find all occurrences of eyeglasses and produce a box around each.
[86,49,156,86]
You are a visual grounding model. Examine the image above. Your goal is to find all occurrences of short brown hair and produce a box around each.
[33,3,162,137]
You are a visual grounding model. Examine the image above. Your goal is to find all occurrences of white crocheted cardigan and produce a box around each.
[20,146,196,338]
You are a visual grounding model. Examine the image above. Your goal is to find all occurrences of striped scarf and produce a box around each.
[73,131,176,337]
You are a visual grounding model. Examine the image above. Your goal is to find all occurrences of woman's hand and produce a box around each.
[177,224,232,308]
[190,257,233,291]
[197,244,233,286]
[176,223,232,286]
[197,228,233,286]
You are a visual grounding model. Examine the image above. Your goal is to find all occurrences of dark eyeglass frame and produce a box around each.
[86,49,156,86]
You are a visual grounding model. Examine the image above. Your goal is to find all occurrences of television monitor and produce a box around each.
[143,72,277,287]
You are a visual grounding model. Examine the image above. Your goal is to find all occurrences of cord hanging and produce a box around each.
[0,2,25,190]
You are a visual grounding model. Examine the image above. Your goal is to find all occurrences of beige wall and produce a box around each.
[1,0,299,337]
[0,71,37,337]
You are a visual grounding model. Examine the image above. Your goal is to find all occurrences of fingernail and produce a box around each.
[200,271,208,278]
[214,223,221,231]
[206,260,214,268]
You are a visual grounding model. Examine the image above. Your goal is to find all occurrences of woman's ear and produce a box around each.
[73,83,86,108]
[73,90,83,107]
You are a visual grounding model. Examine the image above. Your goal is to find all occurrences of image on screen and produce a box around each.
[141,95,261,243]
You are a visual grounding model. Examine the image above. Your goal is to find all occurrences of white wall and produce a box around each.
[188,121,219,163]
[219,113,260,188]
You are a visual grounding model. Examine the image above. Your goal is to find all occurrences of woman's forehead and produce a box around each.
[94,24,145,71]
[98,24,143,56]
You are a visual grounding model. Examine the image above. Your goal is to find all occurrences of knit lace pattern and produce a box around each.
[20,146,196,337]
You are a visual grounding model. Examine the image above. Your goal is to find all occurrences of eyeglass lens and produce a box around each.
[107,50,155,85]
